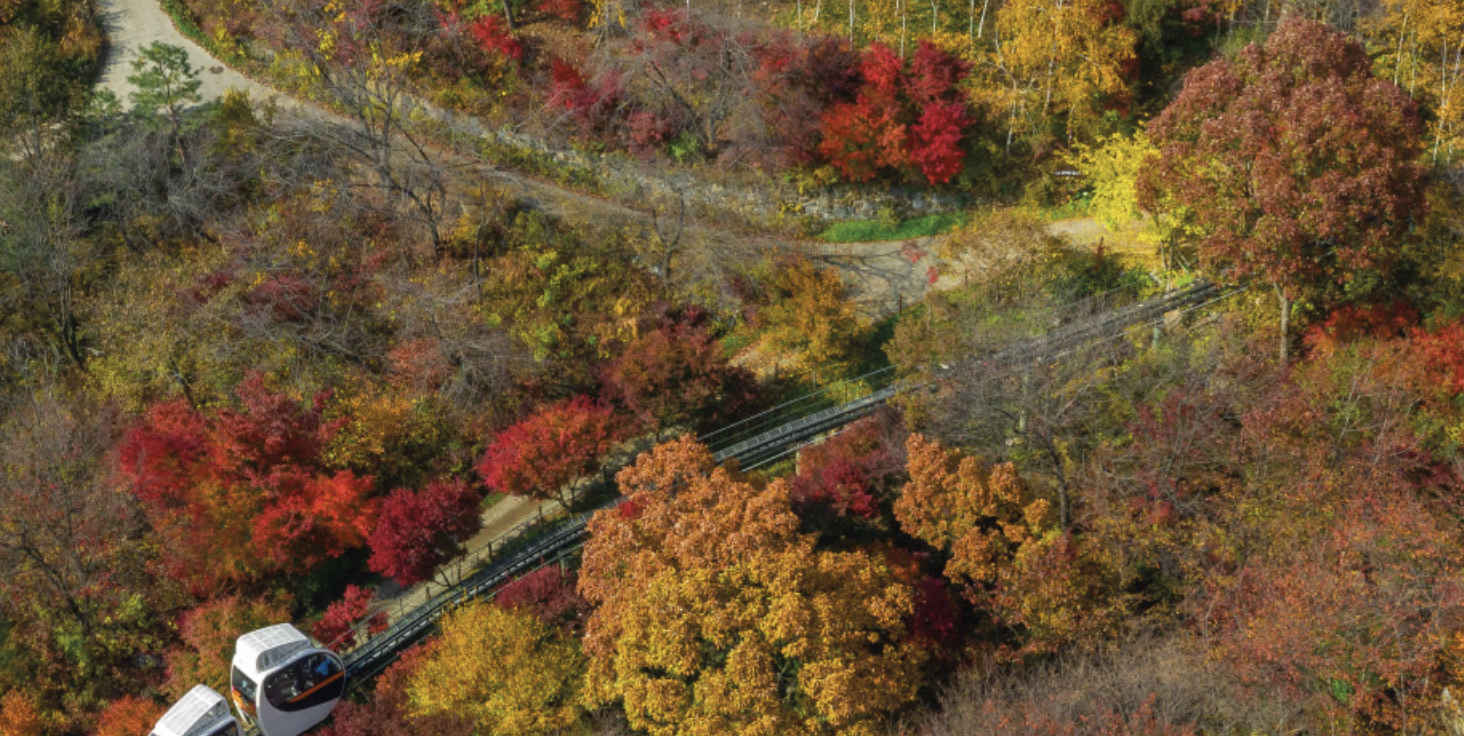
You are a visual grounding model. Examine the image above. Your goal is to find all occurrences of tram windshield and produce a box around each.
[264,653,344,711]
[231,666,258,704]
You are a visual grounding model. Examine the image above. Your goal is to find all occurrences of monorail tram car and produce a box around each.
[230,624,345,736]
[150,685,240,736]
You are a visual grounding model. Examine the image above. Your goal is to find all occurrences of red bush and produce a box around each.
[495,566,585,628]
[536,0,580,22]
[1414,319,1464,394]
[790,414,904,520]
[817,40,975,185]
[312,584,381,649]
[469,15,523,62]
[548,59,623,136]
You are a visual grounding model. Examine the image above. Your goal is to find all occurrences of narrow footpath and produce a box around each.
[91,0,1124,622]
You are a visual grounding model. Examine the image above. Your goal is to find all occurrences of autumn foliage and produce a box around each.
[119,374,378,594]
[0,692,41,736]
[404,603,585,736]
[1141,16,1427,352]
[468,15,523,62]
[316,642,472,736]
[758,257,867,383]
[164,594,291,699]
[817,41,974,185]
[93,696,164,736]
[790,413,905,521]
[598,306,758,433]
[477,396,617,505]
[578,437,926,736]
[368,478,483,587]
[312,584,379,649]
[494,566,585,630]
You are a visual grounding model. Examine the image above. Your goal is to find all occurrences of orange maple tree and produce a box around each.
[896,434,1110,652]
[579,437,925,736]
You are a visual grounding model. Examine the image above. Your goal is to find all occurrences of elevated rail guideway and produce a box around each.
[333,279,1228,685]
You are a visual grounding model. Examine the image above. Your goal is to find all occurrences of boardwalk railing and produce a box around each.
[335,280,1228,682]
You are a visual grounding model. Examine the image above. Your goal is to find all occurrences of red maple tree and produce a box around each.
[599,307,759,434]
[368,478,484,587]
[817,41,973,185]
[1140,17,1426,359]
[477,396,617,506]
[119,374,377,595]
[312,584,383,649]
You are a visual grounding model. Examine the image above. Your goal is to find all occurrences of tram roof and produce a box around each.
[151,685,232,736]
[235,624,312,674]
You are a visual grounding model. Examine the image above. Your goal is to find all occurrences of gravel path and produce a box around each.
[89,0,1120,319]
[91,0,1123,625]
[94,0,287,108]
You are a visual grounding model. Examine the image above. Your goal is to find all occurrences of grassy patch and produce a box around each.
[157,0,247,64]
[816,212,971,243]
[1034,195,1094,222]
[720,329,756,358]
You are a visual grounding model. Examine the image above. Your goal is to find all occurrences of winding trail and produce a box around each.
[91,0,1124,613]
[95,0,284,107]
[90,0,1120,316]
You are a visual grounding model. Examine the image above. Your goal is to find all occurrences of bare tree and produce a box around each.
[0,390,154,670]
[264,0,466,255]
[630,183,688,284]
[0,128,91,370]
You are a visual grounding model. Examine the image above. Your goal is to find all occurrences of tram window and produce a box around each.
[208,723,242,736]
[231,667,258,704]
[264,653,344,712]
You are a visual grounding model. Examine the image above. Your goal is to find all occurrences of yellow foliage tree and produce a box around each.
[760,257,867,384]
[405,603,585,736]
[579,439,926,736]
[991,0,1135,140]
[895,433,1051,586]
[1365,0,1464,165]
[895,434,1112,652]
[1065,131,1154,232]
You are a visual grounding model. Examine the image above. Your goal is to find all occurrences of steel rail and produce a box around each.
[337,279,1227,683]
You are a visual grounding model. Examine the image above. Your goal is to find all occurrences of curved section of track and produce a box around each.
[339,280,1228,683]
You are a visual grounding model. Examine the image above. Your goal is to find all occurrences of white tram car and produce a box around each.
[150,685,240,736]
[229,624,346,736]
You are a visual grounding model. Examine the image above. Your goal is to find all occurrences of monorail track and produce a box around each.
[339,279,1227,684]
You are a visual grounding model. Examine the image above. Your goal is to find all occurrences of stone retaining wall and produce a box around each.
[483,127,973,224]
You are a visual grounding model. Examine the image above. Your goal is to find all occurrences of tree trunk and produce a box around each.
[1042,437,1070,530]
[1275,283,1291,363]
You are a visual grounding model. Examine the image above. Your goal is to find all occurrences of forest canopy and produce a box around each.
[3,0,1464,734]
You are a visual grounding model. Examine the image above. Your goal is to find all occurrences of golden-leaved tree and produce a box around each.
[579,437,925,736]
[405,603,585,736]
[895,434,1111,652]
[990,0,1135,142]
[759,257,868,385]
[1365,0,1464,165]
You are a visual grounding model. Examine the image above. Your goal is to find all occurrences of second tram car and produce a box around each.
[230,624,346,736]
[150,684,240,736]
